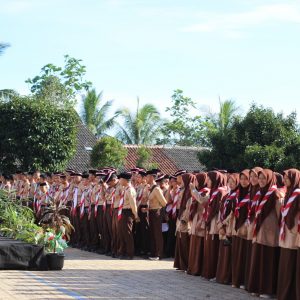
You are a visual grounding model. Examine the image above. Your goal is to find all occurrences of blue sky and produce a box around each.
[1,0,300,119]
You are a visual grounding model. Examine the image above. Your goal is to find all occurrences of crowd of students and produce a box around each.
[0,167,299,300]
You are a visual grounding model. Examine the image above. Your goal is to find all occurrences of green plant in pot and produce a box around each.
[39,202,74,270]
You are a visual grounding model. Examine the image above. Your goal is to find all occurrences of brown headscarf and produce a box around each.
[220,173,239,221]
[249,167,263,199]
[179,173,196,218]
[189,172,208,221]
[206,171,227,228]
[255,169,280,234]
[282,168,300,230]
[207,171,225,195]
[235,169,250,230]
[196,172,208,191]
[258,169,277,196]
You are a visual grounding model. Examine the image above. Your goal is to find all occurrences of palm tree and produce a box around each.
[116,98,162,145]
[81,89,118,137]
[207,98,239,134]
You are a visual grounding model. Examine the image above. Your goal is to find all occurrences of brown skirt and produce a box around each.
[277,248,297,300]
[244,240,252,290]
[297,249,300,300]
[231,236,247,287]
[248,243,280,296]
[201,234,220,279]
[216,238,232,284]
[173,232,190,271]
[187,235,204,275]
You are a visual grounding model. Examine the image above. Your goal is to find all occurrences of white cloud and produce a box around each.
[181,3,300,37]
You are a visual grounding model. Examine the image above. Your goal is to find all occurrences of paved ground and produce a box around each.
[0,248,254,300]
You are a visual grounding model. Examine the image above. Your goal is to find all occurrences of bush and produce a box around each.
[90,136,127,169]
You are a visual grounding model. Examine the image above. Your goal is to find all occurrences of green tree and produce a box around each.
[136,145,159,170]
[90,136,127,169]
[0,95,78,173]
[81,89,119,137]
[116,98,162,145]
[198,103,300,171]
[26,55,92,107]
[158,89,205,146]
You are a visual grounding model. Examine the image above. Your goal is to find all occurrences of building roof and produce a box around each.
[67,122,97,172]
[67,123,205,174]
[123,145,205,175]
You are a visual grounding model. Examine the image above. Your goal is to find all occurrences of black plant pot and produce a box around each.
[47,253,65,270]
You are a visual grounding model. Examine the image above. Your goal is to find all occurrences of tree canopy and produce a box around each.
[198,104,300,172]
[90,136,127,169]
[0,95,78,173]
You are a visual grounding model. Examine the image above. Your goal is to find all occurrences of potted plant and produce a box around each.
[43,230,68,270]
[39,202,74,270]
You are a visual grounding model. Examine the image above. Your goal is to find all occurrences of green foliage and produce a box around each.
[116,98,162,145]
[43,230,68,253]
[0,190,42,244]
[198,103,300,172]
[91,136,128,169]
[81,88,119,137]
[26,55,92,107]
[136,146,159,170]
[39,203,74,240]
[0,95,78,173]
[158,89,206,146]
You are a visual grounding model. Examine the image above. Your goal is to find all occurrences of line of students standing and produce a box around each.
[173,168,300,300]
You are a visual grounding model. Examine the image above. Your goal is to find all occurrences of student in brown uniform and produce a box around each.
[118,172,138,259]
[135,170,150,256]
[112,176,123,258]
[103,172,117,256]
[202,171,227,280]
[231,170,250,289]
[78,172,91,251]
[245,166,263,290]
[165,175,180,258]
[277,169,300,300]
[188,172,210,275]
[147,169,167,260]
[248,169,281,298]
[174,173,196,271]
[93,173,107,254]
[215,173,239,284]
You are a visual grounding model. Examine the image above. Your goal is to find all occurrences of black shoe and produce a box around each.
[105,251,112,256]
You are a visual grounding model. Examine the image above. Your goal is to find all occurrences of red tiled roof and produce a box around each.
[123,145,205,175]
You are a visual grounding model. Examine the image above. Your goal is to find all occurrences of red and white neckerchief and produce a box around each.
[204,187,227,222]
[247,190,261,223]
[171,188,181,218]
[60,184,70,205]
[110,188,116,216]
[79,189,88,220]
[94,187,102,218]
[136,185,145,207]
[35,190,42,215]
[220,191,237,222]
[71,187,78,216]
[279,188,300,240]
[253,185,277,236]
[118,186,130,221]
[234,192,250,219]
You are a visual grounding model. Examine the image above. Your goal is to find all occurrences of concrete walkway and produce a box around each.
[0,248,253,299]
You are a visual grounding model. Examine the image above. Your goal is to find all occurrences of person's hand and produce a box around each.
[189,182,196,190]
[219,228,226,236]
[135,216,140,222]
[141,207,148,213]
